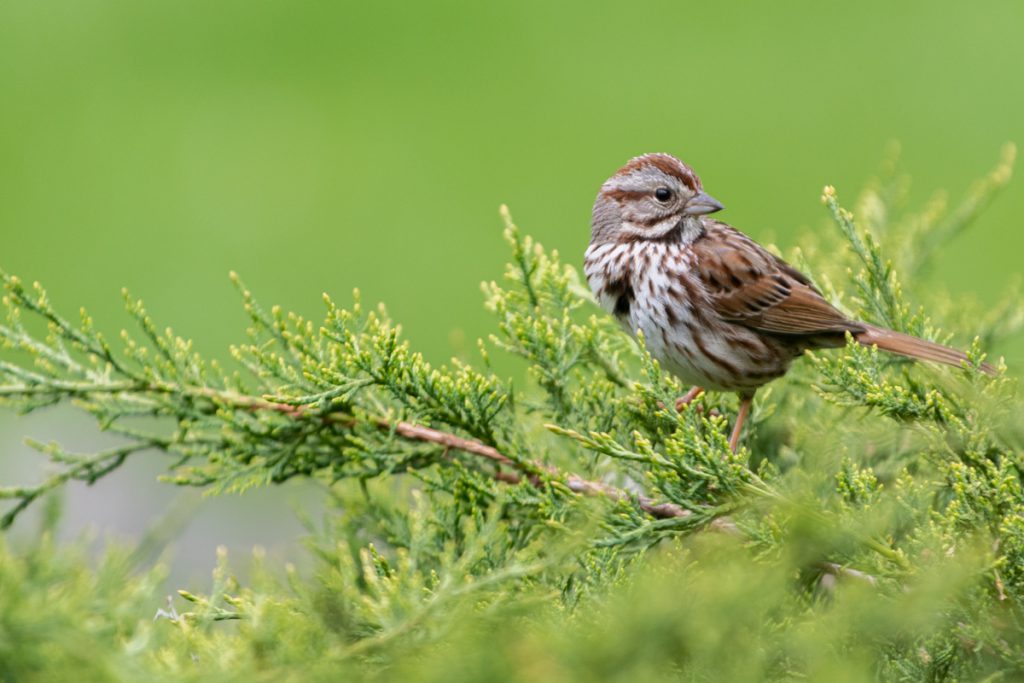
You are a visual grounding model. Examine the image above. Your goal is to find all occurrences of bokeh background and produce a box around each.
[1,0,1022,584]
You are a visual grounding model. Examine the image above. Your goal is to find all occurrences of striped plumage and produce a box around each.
[584,153,995,450]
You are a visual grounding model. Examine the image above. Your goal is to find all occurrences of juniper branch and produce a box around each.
[195,392,695,520]
[0,350,689,524]
[0,442,154,528]
[1,157,1020,682]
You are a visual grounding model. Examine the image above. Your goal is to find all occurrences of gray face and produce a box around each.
[590,154,724,245]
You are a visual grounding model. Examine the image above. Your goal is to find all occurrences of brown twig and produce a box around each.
[563,475,689,519]
[387,421,516,468]
[195,386,691,519]
[385,418,689,519]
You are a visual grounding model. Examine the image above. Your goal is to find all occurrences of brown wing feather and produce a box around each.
[691,222,864,337]
[686,222,994,375]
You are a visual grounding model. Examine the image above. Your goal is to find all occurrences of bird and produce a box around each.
[583,153,995,451]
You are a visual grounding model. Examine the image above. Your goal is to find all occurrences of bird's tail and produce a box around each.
[854,324,996,376]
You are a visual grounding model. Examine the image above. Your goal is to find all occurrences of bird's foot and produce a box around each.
[674,386,705,412]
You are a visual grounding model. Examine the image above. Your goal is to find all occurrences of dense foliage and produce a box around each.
[1,147,1022,681]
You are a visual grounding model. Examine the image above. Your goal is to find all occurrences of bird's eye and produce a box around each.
[654,187,672,202]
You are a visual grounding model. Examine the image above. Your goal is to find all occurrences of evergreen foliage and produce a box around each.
[0,146,1022,681]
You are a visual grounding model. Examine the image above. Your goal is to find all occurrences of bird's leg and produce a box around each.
[728,394,753,452]
[675,386,705,412]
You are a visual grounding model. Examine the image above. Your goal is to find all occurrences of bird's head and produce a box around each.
[591,153,724,244]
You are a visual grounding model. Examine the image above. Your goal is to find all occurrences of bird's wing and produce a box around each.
[690,222,863,336]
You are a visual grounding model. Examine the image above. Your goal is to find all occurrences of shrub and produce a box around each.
[0,146,1021,681]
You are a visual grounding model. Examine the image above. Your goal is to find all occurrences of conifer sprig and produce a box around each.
[2,151,1024,680]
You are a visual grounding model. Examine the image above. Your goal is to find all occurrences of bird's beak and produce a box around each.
[683,191,725,216]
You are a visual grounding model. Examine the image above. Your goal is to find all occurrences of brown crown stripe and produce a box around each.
[616,154,700,192]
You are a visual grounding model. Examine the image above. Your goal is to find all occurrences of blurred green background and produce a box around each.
[1,0,1021,578]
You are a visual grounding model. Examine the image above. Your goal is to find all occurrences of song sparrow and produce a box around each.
[584,153,995,451]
